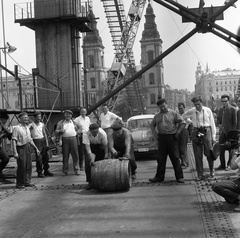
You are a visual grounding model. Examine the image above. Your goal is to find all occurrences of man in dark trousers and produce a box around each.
[149,98,185,183]
[178,102,189,169]
[12,112,40,189]
[0,113,12,178]
[83,123,108,190]
[29,111,53,177]
[183,96,216,181]
[108,121,137,179]
[216,94,237,170]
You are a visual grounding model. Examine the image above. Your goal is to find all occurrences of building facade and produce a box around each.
[0,75,34,110]
[195,62,240,109]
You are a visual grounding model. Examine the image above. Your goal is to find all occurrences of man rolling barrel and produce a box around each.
[83,123,108,190]
[108,121,137,179]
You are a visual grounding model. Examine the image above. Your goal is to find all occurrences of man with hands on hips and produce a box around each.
[12,112,40,189]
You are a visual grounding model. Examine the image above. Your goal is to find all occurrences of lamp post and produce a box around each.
[83,68,88,110]
[0,42,17,108]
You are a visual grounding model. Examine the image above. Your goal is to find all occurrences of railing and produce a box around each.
[14,0,91,21]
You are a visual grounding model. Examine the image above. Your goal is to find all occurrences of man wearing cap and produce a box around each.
[12,112,40,189]
[74,107,91,171]
[182,96,216,181]
[29,111,53,178]
[99,104,121,133]
[55,110,81,176]
[149,98,185,183]
[212,147,240,212]
[0,113,12,178]
[108,121,137,179]
[83,123,108,190]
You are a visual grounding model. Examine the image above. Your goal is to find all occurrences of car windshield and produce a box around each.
[128,118,152,130]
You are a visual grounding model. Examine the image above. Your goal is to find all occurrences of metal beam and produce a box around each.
[87,26,200,114]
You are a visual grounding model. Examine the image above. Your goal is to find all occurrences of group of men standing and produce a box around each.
[149,96,216,184]
[1,94,240,210]
[55,104,137,190]
[148,94,240,211]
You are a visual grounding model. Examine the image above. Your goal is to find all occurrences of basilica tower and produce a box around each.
[82,9,106,108]
[140,1,164,113]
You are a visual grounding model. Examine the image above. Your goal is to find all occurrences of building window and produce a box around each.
[221,81,222,85]
[88,93,96,105]
[216,82,218,85]
[149,73,155,85]
[147,51,154,63]
[216,87,218,91]
[221,87,223,91]
[88,55,94,68]
[209,82,211,85]
[225,81,227,84]
[25,93,34,108]
[225,87,227,91]
[150,94,156,104]
[90,77,96,89]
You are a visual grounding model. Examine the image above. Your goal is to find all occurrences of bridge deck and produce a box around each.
[0,144,240,238]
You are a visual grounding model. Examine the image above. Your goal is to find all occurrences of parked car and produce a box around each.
[126,114,158,158]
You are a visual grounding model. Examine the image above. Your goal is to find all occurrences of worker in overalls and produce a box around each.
[108,121,137,179]
[83,123,108,190]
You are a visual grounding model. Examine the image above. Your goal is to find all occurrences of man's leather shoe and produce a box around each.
[215,165,225,171]
[85,184,92,190]
[25,183,35,187]
[16,185,25,189]
[177,179,185,183]
[149,177,163,183]
[44,170,54,176]
[38,172,44,178]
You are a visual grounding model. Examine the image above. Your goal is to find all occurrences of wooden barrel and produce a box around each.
[91,158,132,192]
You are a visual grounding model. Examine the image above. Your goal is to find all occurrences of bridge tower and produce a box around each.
[14,0,92,110]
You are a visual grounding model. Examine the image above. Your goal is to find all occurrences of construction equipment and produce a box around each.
[101,0,146,115]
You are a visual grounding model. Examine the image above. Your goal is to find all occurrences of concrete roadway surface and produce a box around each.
[0,145,240,238]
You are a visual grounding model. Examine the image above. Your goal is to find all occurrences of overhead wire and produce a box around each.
[167,9,206,71]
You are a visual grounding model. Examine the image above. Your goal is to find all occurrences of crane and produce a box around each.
[101,0,146,115]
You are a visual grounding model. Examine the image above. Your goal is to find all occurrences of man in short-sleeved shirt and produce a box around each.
[55,110,80,176]
[149,98,185,183]
[83,123,108,190]
[29,111,53,178]
[74,107,91,170]
[99,104,121,133]
[12,112,40,189]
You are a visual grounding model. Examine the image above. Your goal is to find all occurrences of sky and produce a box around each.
[1,0,240,92]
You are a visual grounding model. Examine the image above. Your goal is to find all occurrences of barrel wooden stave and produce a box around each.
[91,158,131,192]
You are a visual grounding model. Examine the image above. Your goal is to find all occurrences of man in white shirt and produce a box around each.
[29,111,53,178]
[178,102,189,169]
[99,104,121,133]
[183,96,216,181]
[212,147,240,212]
[55,110,81,176]
[83,123,108,190]
[74,107,91,171]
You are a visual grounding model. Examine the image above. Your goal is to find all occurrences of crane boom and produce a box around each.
[101,0,146,113]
